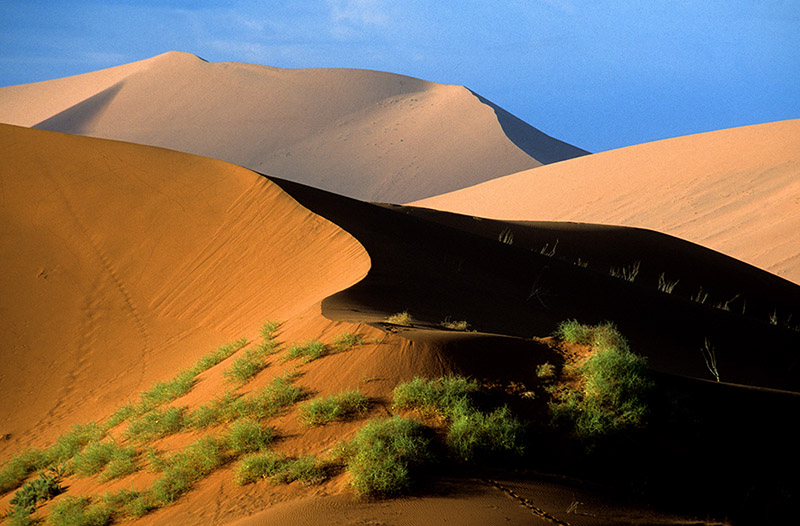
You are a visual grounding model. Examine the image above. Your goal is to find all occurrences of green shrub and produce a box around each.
[0,449,47,494]
[439,319,470,331]
[536,362,556,378]
[45,423,104,466]
[259,321,282,342]
[70,441,137,480]
[190,337,249,375]
[224,348,271,385]
[226,420,275,455]
[298,390,368,427]
[139,370,195,409]
[234,453,326,486]
[124,407,188,441]
[550,321,652,440]
[227,374,303,421]
[392,376,480,417]
[5,504,36,526]
[284,341,327,363]
[104,403,137,430]
[333,332,365,351]
[553,319,593,345]
[151,436,226,505]
[8,469,63,513]
[447,406,524,462]
[386,311,413,326]
[48,495,113,526]
[342,416,433,497]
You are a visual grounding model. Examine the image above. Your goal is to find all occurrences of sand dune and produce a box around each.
[0,51,586,203]
[413,119,800,284]
[0,123,369,458]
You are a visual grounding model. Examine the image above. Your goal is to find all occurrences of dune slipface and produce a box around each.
[0,51,586,203]
[414,119,800,285]
[0,124,369,457]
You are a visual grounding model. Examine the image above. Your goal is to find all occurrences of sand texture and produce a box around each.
[0,51,586,203]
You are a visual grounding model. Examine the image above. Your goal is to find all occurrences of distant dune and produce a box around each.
[0,51,586,203]
[413,119,800,284]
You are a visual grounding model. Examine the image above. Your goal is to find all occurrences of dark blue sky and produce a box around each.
[1,0,798,152]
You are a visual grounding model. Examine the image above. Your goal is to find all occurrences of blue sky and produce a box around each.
[1,0,798,153]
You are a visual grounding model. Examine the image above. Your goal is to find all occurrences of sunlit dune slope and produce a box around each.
[413,119,800,284]
[0,124,369,458]
[0,51,587,203]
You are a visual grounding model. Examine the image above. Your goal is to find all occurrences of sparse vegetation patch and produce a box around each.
[298,390,369,427]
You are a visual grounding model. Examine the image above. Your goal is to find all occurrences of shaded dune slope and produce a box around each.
[0,51,587,203]
[272,176,800,392]
[413,119,800,284]
[0,124,371,458]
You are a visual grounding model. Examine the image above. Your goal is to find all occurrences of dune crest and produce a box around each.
[0,123,369,456]
[413,119,800,284]
[0,51,586,202]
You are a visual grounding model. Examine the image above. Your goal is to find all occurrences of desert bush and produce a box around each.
[392,376,480,417]
[550,322,652,440]
[8,468,63,514]
[45,423,104,466]
[124,407,188,441]
[139,370,195,409]
[297,390,368,427]
[226,420,275,455]
[536,362,556,378]
[49,495,113,526]
[333,332,365,351]
[0,449,47,494]
[234,452,326,486]
[657,272,679,293]
[224,348,271,385]
[439,318,470,331]
[447,406,524,462]
[228,374,304,421]
[284,341,327,363]
[341,416,433,497]
[70,441,138,481]
[151,436,226,505]
[259,320,281,342]
[609,260,640,282]
[190,337,249,375]
[386,311,413,326]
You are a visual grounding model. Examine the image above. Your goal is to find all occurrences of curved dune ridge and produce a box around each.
[413,119,800,284]
[0,123,371,457]
[0,51,587,203]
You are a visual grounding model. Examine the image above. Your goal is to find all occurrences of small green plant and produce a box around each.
[692,287,710,304]
[657,272,679,293]
[332,332,365,351]
[45,423,104,466]
[190,391,240,428]
[259,320,282,342]
[224,348,271,385]
[227,374,304,421]
[447,405,524,462]
[48,495,113,526]
[550,321,652,440]
[124,406,189,441]
[297,391,369,427]
[536,362,556,378]
[234,452,327,486]
[609,260,640,282]
[439,318,470,331]
[386,311,413,326]
[392,376,480,417]
[340,416,433,497]
[553,319,593,345]
[498,227,514,245]
[70,441,138,480]
[139,370,196,410]
[284,341,327,363]
[151,435,226,506]
[700,338,720,382]
[226,420,275,455]
[8,468,63,514]
[540,239,558,257]
[0,449,47,494]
